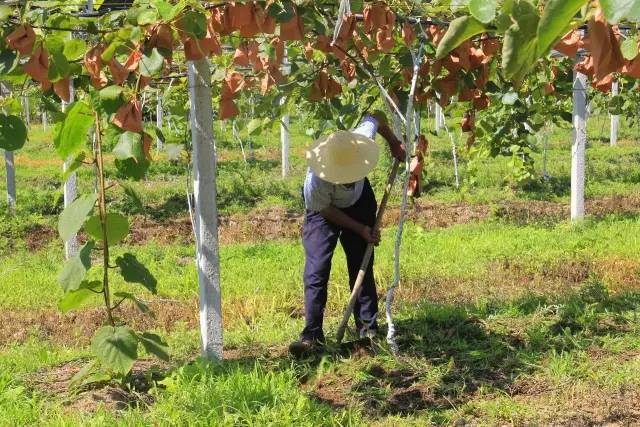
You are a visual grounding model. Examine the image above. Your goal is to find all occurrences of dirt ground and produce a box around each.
[18,193,640,252]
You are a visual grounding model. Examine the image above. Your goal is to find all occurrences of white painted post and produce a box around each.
[434,102,443,133]
[63,80,78,258]
[188,58,223,360]
[281,48,290,177]
[571,68,588,221]
[610,80,619,146]
[42,111,47,132]
[22,96,30,128]
[156,91,163,152]
[4,150,15,209]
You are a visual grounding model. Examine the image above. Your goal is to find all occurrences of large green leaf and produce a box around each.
[601,0,638,24]
[502,0,540,83]
[63,39,86,61]
[58,281,102,313]
[84,213,130,245]
[47,50,70,82]
[0,49,19,75]
[115,158,150,180]
[58,241,95,292]
[177,11,207,39]
[139,48,164,77]
[58,194,98,242]
[54,101,95,159]
[0,5,13,21]
[536,0,586,57]
[621,36,639,60]
[436,16,487,60]
[0,114,27,151]
[91,326,139,375]
[116,253,157,294]
[113,131,144,162]
[469,0,497,24]
[99,85,126,115]
[138,332,170,361]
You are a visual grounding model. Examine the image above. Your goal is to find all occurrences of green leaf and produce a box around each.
[621,36,639,61]
[63,39,86,61]
[115,158,150,181]
[91,326,139,375]
[0,49,19,75]
[113,131,144,162]
[84,213,130,245]
[116,253,158,294]
[536,0,586,57]
[120,182,144,212]
[138,332,170,361]
[469,0,497,24]
[436,16,487,60]
[502,0,540,83]
[0,114,27,151]
[601,0,638,24]
[114,291,152,315]
[137,8,159,25]
[47,50,70,82]
[99,85,126,114]
[247,118,263,135]
[178,11,207,39]
[139,48,164,77]
[58,281,102,313]
[54,101,95,159]
[0,5,13,21]
[268,1,296,23]
[61,152,86,183]
[58,241,95,292]
[58,194,98,242]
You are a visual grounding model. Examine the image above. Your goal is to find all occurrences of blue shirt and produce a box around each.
[304,116,379,212]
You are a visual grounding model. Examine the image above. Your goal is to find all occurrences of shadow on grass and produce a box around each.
[304,280,640,419]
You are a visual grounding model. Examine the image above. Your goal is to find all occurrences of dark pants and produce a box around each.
[301,178,378,341]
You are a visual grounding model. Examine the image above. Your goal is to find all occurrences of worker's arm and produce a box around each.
[371,111,406,161]
[320,205,380,244]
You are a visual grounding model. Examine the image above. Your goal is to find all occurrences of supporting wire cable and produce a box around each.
[385,43,424,355]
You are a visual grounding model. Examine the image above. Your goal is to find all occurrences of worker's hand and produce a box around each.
[390,141,407,162]
[360,225,381,245]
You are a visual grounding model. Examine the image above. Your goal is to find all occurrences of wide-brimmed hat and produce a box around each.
[306,130,379,184]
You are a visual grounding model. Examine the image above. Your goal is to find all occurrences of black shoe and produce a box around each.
[288,338,323,359]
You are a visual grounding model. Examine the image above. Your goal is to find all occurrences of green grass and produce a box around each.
[2,118,640,425]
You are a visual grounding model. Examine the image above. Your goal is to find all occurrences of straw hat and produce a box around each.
[306,130,379,184]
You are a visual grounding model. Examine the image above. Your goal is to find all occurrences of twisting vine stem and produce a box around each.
[94,111,115,327]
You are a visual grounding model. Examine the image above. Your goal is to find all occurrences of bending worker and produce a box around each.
[289,112,405,356]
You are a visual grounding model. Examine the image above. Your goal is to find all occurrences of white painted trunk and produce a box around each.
[280,47,290,177]
[62,80,78,258]
[571,69,588,221]
[156,93,163,152]
[434,102,443,133]
[610,81,619,146]
[22,97,30,128]
[280,113,290,177]
[188,59,223,360]
[42,111,47,131]
[5,150,15,209]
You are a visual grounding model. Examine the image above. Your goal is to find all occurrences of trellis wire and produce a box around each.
[385,43,423,355]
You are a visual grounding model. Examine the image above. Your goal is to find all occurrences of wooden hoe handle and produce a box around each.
[336,159,401,344]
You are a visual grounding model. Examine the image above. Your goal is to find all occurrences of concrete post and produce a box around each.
[281,48,290,177]
[22,96,30,128]
[63,80,78,258]
[571,69,588,221]
[42,111,47,131]
[4,150,15,209]
[188,58,223,360]
[434,102,443,133]
[610,80,619,146]
[156,92,163,152]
